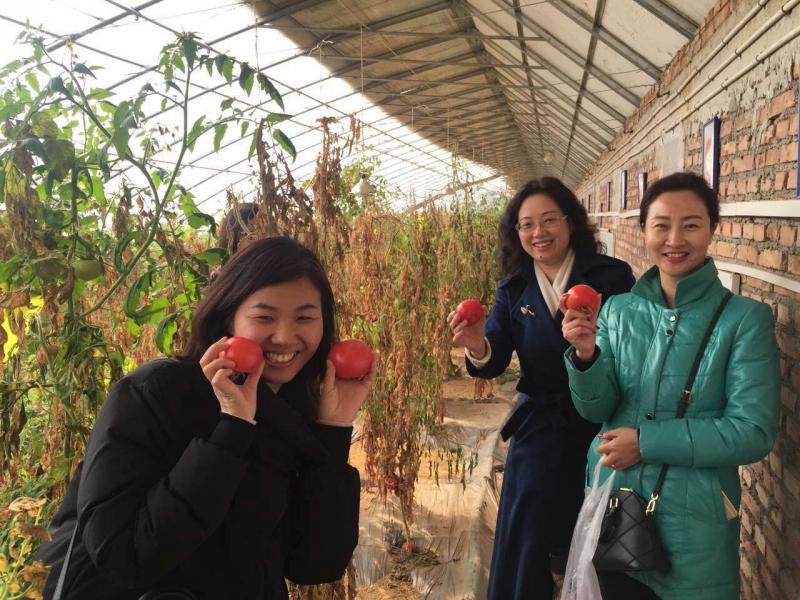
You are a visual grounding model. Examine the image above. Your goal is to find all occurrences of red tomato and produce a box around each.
[562,284,601,315]
[456,299,484,326]
[219,337,263,373]
[329,339,374,379]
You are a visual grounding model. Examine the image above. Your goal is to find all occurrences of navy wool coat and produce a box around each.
[469,251,635,600]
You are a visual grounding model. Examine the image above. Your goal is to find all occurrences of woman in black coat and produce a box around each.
[38,236,375,599]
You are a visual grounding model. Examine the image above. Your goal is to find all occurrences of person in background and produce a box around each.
[562,172,779,599]
[38,237,375,599]
[448,177,635,600]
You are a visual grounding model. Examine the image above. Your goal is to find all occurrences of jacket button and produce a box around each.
[666,329,673,336]
[646,413,654,420]
[669,315,677,322]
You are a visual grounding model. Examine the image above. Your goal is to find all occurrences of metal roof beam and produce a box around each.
[480,37,620,135]
[629,0,699,39]
[474,10,627,124]
[485,0,641,108]
[260,23,543,43]
[549,0,661,80]
[317,53,547,71]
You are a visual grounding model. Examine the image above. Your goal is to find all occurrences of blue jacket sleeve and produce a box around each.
[465,285,514,379]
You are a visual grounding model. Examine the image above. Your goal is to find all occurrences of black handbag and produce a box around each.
[593,292,732,573]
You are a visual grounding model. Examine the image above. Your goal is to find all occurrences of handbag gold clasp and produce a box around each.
[646,494,659,515]
[609,497,619,509]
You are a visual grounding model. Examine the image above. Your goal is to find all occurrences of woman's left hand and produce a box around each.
[317,355,378,425]
[596,428,641,471]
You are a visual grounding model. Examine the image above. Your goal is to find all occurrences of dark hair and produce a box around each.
[497,177,602,276]
[179,237,335,387]
[218,202,260,253]
[639,172,719,229]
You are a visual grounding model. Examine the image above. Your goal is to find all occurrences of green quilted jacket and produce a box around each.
[565,259,780,600]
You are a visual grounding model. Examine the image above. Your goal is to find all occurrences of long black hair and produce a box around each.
[179,236,335,388]
[497,177,602,276]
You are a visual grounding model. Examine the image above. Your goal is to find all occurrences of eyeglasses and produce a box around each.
[515,215,567,232]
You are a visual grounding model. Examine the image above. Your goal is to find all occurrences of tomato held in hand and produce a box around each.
[219,337,263,373]
[562,284,601,315]
[329,339,374,379]
[455,299,484,326]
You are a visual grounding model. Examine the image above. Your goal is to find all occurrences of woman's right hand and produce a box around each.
[200,336,264,422]
[561,308,598,361]
[447,309,487,359]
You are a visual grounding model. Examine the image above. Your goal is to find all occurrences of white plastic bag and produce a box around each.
[560,461,616,600]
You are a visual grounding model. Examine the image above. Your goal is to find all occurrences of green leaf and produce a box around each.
[205,57,213,76]
[240,121,250,137]
[73,63,96,78]
[0,256,22,283]
[111,127,130,160]
[194,248,227,266]
[165,80,182,94]
[220,97,234,111]
[112,101,131,128]
[180,35,198,69]
[172,52,185,73]
[134,297,170,326]
[272,128,296,161]
[31,112,59,137]
[187,211,215,230]
[258,73,284,110]
[222,58,234,85]
[48,76,72,100]
[155,312,179,354]
[124,269,154,319]
[98,138,114,179]
[87,87,113,100]
[113,230,146,271]
[25,71,40,94]
[248,128,258,159]
[267,112,291,125]
[179,189,198,217]
[21,137,48,164]
[239,63,254,95]
[186,116,206,151]
[213,122,227,152]
[214,54,227,77]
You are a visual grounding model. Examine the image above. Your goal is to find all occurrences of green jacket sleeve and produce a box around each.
[639,302,780,468]
[564,298,622,423]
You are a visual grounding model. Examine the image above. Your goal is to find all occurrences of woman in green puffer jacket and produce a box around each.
[561,172,780,599]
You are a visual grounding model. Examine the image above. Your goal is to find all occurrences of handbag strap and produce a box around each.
[52,519,79,600]
[646,291,733,515]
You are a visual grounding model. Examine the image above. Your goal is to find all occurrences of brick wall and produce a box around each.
[576,1,800,598]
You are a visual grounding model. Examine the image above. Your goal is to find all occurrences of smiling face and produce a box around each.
[229,277,324,384]
[516,193,572,268]
[643,190,714,281]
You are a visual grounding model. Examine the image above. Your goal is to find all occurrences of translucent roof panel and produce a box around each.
[0,0,506,217]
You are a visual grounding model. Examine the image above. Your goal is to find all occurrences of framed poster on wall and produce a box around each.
[702,116,720,192]
[621,170,628,209]
[637,172,647,203]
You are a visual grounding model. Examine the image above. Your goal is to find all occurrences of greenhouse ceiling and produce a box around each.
[0,0,715,212]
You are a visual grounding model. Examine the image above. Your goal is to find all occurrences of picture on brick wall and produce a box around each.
[621,170,628,209]
[702,115,720,192]
[637,172,647,202]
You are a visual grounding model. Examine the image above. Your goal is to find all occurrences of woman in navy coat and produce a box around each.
[448,178,634,600]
